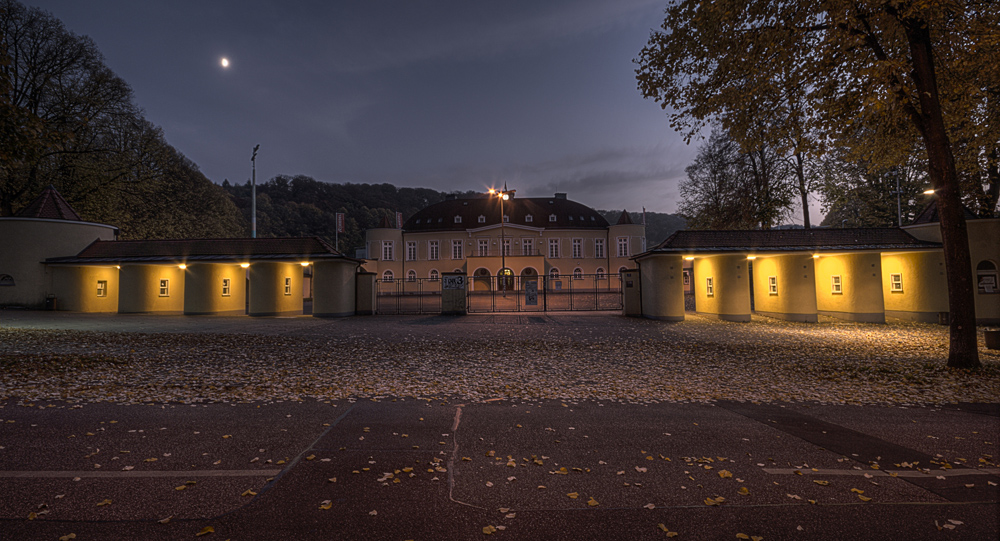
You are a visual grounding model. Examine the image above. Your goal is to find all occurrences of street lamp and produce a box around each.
[489,185,515,297]
[251,144,260,238]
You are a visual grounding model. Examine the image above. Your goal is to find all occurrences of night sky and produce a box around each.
[27,0,707,214]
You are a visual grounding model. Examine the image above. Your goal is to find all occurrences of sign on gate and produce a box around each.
[524,280,538,306]
[442,275,466,290]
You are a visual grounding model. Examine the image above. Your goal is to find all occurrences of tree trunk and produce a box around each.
[904,20,980,369]
[794,152,811,228]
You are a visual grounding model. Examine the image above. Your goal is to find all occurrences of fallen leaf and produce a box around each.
[195,526,214,536]
[175,485,187,491]
[737,487,750,496]
[858,495,872,502]
[644,503,655,509]
[718,470,733,479]
[319,500,332,510]
[567,492,579,499]
[158,517,172,524]
[96,499,112,507]
[369,510,377,516]
[812,480,829,486]
[305,454,315,461]
[587,497,599,507]
[242,489,257,497]
[59,535,76,541]
[483,525,497,535]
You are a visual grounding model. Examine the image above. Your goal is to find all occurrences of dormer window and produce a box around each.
[569,215,574,221]
[438,218,443,223]
[454,215,462,224]
[549,214,557,222]
[590,216,595,221]
[478,215,486,223]
[415,219,421,224]
[525,214,533,223]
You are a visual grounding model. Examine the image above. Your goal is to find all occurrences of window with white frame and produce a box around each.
[451,240,463,260]
[831,275,843,294]
[502,238,511,257]
[454,215,462,224]
[889,273,903,292]
[595,267,606,280]
[428,240,439,260]
[706,277,714,297]
[617,237,629,258]
[159,279,169,297]
[503,215,509,223]
[381,240,394,261]
[284,277,292,295]
[549,214,557,222]
[618,266,627,275]
[594,238,605,259]
[478,239,489,257]
[478,215,486,223]
[429,269,439,281]
[382,270,394,281]
[97,280,107,297]
[641,237,646,252]
[768,276,777,295]
[522,238,533,256]
[573,268,583,280]
[548,238,560,259]
[525,214,533,223]
[407,269,417,282]
[549,268,560,278]
[406,241,417,261]
[682,269,690,286]
[222,278,231,297]
[572,238,582,259]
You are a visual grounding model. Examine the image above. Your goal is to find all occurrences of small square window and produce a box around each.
[682,270,690,286]
[768,276,777,295]
[284,277,292,296]
[890,273,903,292]
[222,278,231,297]
[159,279,169,297]
[478,215,486,223]
[549,214,557,222]
[525,214,533,223]
[831,275,843,294]
[97,280,107,297]
[454,215,462,224]
[706,277,714,297]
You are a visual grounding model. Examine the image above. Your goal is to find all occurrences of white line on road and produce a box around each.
[0,470,282,478]
[764,468,1000,478]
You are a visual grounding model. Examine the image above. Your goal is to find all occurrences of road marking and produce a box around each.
[764,468,1000,478]
[0,470,281,478]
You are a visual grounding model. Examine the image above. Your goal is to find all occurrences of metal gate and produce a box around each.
[466,274,623,313]
[376,277,443,314]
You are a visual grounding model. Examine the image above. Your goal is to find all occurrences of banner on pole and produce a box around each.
[396,212,403,229]
[336,213,345,233]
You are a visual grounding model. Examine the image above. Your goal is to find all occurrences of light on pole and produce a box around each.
[889,175,903,227]
[489,185,515,297]
[251,144,260,238]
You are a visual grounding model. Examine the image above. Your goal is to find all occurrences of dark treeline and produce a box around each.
[222,175,686,255]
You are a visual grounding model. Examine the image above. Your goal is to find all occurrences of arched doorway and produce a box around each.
[497,267,514,291]
[473,267,492,291]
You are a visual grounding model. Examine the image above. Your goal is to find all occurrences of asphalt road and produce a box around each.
[1,398,997,540]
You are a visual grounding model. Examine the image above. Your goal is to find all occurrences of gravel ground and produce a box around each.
[1,314,998,406]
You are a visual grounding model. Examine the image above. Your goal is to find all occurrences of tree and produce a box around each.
[818,145,928,227]
[636,0,995,368]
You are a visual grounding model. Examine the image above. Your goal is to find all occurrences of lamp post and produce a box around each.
[889,174,903,227]
[251,144,259,238]
[489,185,515,297]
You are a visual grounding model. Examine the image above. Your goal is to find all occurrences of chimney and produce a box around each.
[554,193,567,200]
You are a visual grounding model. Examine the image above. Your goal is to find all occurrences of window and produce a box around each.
[284,277,292,295]
[573,268,583,280]
[478,239,489,257]
[831,275,843,294]
[549,268,560,278]
[682,270,690,286]
[159,279,169,297]
[889,273,903,292]
[452,240,463,260]
[548,238,560,259]
[407,269,417,282]
[768,276,777,295]
[617,237,629,258]
[596,268,606,280]
[549,214,557,222]
[572,238,582,259]
[503,215,509,223]
[706,277,714,297]
[406,241,417,261]
[522,238,533,256]
[222,278,231,297]
[502,238,511,257]
[641,237,646,252]
[382,270,394,282]
[478,215,486,224]
[429,269,440,281]
[428,240,439,260]
[97,280,107,297]
[454,215,462,223]
[619,266,628,275]
[381,240,394,261]
[594,239,605,259]
[525,214,533,223]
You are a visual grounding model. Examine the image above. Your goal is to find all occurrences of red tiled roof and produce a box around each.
[15,185,82,221]
[46,237,361,264]
[402,195,610,232]
[644,228,939,255]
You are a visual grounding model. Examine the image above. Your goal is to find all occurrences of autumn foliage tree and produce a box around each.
[636,0,998,368]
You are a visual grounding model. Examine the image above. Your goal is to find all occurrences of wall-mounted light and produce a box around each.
[683,256,695,261]
[300,262,310,267]
[812,254,820,259]
[923,189,936,195]
[240,263,250,268]
[178,264,187,270]
[746,256,757,260]
[115,265,121,269]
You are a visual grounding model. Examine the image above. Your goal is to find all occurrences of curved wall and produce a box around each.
[118,264,185,313]
[184,263,247,315]
[313,260,358,317]
[51,265,120,312]
[694,255,751,322]
[751,255,818,322]
[638,255,684,321]
[814,253,885,322]
[248,262,302,316]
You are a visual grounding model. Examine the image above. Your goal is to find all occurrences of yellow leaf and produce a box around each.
[319,500,332,510]
[242,489,257,497]
[305,454,315,461]
[462,457,472,461]
[158,517,172,524]
[737,534,749,540]
[851,488,864,494]
[813,480,829,486]
[195,526,214,536]
[175,485,187,491]
[28,512,37,520]
[97,499,112,507]
[858,495,872,502]
[59,535,77,541]
[587,497,599,507]
[144,458,157,462]
[222,435,231,439]
[752,537,764,541]
[718,470,733,479]
[737,487,750,496]
[483,525,497,535]
[567,492,579,499]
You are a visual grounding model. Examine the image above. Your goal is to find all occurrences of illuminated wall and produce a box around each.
[183,263,247,315]
[693,255,750,322]
[118,264,185,314]
[638,254,684,321]
[814,253,885,322]
[51,266,119,313]
[248,262,302,316]
[750,255,818,322]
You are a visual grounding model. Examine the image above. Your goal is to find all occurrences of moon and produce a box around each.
[220,58,230,68]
